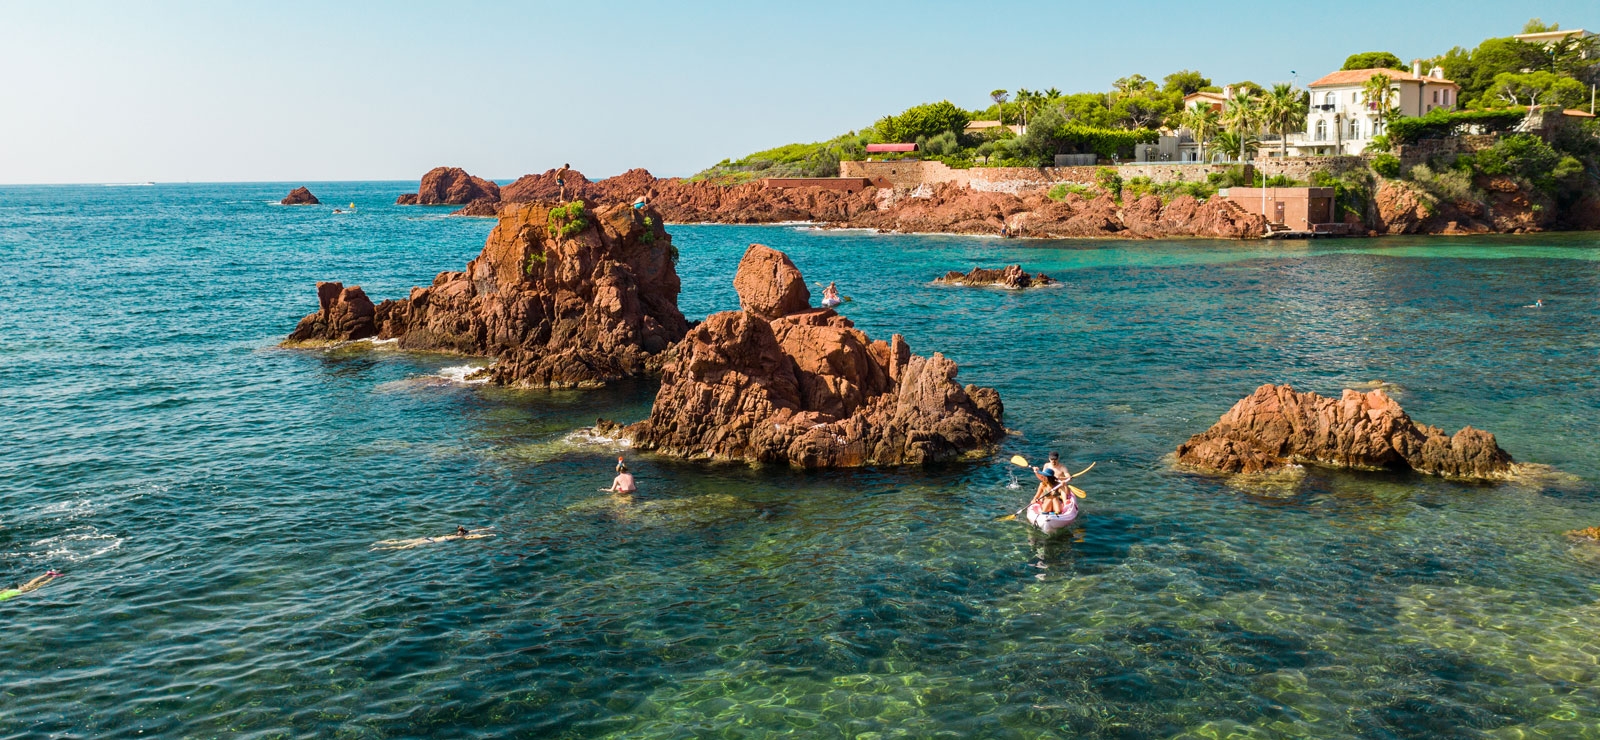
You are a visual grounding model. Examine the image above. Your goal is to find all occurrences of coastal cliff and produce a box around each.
[285,201,688,388]
[604,244,1006,468]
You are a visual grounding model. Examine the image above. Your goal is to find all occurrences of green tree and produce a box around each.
[1211,130,1259,161]
[990,89,1009,125]
[1220,91,1261,161]
[1180,101,1220,162]
[1261,83,1308,158]
[875,101,971,143]
[1362,74,1400,133]
[1522,18,1559,33]
[1488,70,1587,108]
[1056,93,1115,128]
[1162,70,1212,96]
[1433,38,1549,107]
[1342,51,1407,71]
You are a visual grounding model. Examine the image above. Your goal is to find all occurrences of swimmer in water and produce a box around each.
[0,571,63,601]
[371,527,494,551]
[605,458,637,494]
[1525,299,1544,308]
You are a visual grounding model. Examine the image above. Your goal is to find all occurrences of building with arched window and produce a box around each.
[1287,62,1459,156]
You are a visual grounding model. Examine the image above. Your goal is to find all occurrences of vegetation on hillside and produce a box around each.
[693,18,1600,186]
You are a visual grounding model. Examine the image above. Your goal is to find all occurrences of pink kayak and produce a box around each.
[1025,502,1079,533]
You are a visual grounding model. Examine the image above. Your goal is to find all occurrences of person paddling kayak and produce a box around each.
[821,282,842,308]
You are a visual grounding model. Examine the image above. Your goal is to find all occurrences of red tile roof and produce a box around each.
[1308,68,1459,88]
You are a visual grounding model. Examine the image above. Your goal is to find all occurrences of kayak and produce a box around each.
[1025,502,1079,533]
[821,296,843,308]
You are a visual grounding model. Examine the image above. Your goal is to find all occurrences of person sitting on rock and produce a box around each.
[632,195,648,210]
[607,458,637,494]
[555,164,571,201]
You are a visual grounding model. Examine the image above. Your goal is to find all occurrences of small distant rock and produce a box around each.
[1176,384,1515,480]
[451,197,501,217]
[395,193,419,205]
[281,186,320,205]
[935,265,1055,289]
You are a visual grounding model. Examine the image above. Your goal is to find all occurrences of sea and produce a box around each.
[3,181,1600,738]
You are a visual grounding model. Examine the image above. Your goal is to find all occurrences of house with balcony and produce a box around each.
[1286,62,1460,156]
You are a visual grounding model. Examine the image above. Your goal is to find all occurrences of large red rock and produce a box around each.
[935,265,1055,289]
[732,245,811,318]
[285,202,688,388]
[281,186,320,206]
[286,282,377,344]
[1176,384,1515,480]
[398,167,502,205]
[610,244,1005,467]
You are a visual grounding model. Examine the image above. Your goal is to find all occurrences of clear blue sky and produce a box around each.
[1,0,1592,184]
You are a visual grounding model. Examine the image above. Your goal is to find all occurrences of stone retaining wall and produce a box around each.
[1252,155,1371,181]
[840,160,1245,192]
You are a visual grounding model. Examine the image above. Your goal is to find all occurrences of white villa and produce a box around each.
[1286,63,1460,156]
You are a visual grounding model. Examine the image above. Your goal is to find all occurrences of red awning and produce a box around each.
[865,143,917,153]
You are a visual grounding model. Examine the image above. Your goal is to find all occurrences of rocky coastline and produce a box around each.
[285,200,687,388]
[1176,384,1515,480]
[596,244,1007,468]
[392,164,1598,240]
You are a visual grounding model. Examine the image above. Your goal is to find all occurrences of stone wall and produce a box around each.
[1253,155,1371,181]
[840,160,1246,193]
[760,177,875,192]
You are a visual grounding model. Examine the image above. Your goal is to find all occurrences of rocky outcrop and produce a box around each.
[397,167,501,205]
[1567,526,1600,541]
[1176,384,1515,480]
[610,244,1005,467]
[286,282,377,344]
[285,201,688,388]
[281,186,320,206]
[935,265,1055,289]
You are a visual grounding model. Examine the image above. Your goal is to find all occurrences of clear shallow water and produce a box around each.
[3,182,1600,739]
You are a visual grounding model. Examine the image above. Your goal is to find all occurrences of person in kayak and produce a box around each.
[1030,468,1068,514]
[606,458,637,494]
[822,282,842,308]
[0,571,63,601]
[1042,452,1071,486]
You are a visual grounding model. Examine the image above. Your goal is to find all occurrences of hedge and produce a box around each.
[1387,108,1529,144]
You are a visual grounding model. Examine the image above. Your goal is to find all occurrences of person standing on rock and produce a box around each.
[556,164,571,201]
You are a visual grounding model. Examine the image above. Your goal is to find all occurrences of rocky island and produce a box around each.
[1176,384,1515,480]
[935,265,1056,289]
[394,166,501,207]
[285,200,687,388]
[597,245,1006,468]
[280,186,319,205]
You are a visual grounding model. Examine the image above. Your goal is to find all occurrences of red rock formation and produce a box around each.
[614,244,1005,467]
[935,265,1055,289]
[281,186,320,206]
[286,202,688,388]
[1568,526,1600,541]
[1176,384,1515,480]
[397,167,502,205]
[286,282,377,343]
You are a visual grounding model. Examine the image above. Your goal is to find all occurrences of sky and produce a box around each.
[0,0,1594,184]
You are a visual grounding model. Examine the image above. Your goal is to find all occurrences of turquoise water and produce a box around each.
[4,182,1600,739]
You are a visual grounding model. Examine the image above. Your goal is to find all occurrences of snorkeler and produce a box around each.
[605,457,637,494]
[371,528,495,551]
[0,571,63,601]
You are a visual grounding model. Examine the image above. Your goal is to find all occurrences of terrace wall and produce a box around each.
[839,160,1246,192]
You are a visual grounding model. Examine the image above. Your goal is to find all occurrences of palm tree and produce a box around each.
[1015,88,1038,130]
[1211,131,1260,161]
[990,89,1009,125]
[1180,102,1220,163]
[1261,83,1309,158]
[1220,91,1261,162]
[1361,74,1398,136]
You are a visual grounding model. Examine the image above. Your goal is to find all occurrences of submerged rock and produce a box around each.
[284,201,688,388]
[1568,526,1600,541]
[396,166,501,205]
[281,186,320,205]
[610,244,1005,468]
[1176,384,1515,480]
[934,265,1055,289]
